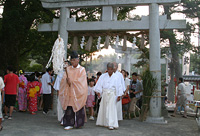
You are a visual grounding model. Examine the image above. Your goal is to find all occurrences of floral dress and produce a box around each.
[27,81,41,113]
[86,86,95,108]
[18,75,28,111]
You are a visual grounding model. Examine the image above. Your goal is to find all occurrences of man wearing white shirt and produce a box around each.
[94,62,123,130]
[113,62,126,121]
[42,68,53,114]
[172,77,187,118]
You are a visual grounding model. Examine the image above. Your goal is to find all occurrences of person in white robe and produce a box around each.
[113,62,126,121]
[53,61,69,122]
[94,62,123,130]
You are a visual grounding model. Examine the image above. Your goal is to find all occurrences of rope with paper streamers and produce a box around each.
[46,35,66,74]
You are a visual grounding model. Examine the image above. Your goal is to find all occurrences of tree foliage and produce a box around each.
[0,0,56,72]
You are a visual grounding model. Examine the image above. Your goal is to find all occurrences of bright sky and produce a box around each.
[0,6,3,17]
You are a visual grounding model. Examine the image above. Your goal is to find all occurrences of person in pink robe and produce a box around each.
[18,70,28,111]
[59,51,88,130]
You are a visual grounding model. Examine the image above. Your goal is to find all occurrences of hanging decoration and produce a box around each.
[141,34,145,49]
[72,36,79,51]
[86,36,93,51]
[46,35,66,74]
[80,36,85,49]
[104,35,110,49]
[96,36,101,50]
[132,36,136,49]
[122,35,127,51]
[115,35,119,48]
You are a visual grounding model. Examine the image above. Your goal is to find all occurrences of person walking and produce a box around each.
[94,62,123,130]
[4,66,20,120]
[59,51,88,130]
[171,77,187,118]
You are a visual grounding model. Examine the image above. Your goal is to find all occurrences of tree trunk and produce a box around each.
[169,38,182,81]
[164,6,182,102]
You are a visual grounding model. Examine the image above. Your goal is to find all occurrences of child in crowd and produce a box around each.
[86,79,95,120]
[36,73,43,110]
[27,75,41,115]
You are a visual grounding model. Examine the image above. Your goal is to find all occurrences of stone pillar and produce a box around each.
[59,7,70,59]
[52,90,58,116]
[102,6,113,21]
[124,53,131,77]
[51,7,69,116]
[146,3,166,124]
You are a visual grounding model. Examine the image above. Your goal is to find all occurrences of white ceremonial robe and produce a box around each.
[94,73,123,128]
[115,71,126,121]
[53,71,65,122]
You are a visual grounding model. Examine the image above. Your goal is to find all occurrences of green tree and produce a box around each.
[190,53,200,75]
[0,0,56,72]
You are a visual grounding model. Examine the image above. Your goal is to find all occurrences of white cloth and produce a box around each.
[0,77,5,102]
[94,73,123,128]
[0,77,4,118]
[53,71,65,121]
[125,78,131,94]
[115,71,126,92]
[116,99,123,120]
[115,71,126,121]
[178,82,186,95]
[96,89,119,128]
[88,86,95,95]
[94,73,123,97]
[53,71,64,91]
[125,78,130,89]
[57,97,64,122]
[46,37,66,74]
[72,64,80,69]
[41,72,51,94]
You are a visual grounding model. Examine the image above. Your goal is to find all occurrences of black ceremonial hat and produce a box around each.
[70,51,79,59]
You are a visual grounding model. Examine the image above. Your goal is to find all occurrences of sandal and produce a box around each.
[4,115,8,119]
[0,126,3,131]
[170,115,175,117]
[182,115,187,118]
[31,112,36,115]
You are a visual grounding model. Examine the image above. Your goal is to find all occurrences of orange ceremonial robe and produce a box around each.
[59,65,88,112]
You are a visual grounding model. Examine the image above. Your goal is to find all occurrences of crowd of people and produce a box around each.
[0,51,145,131]
[0,66,55,131]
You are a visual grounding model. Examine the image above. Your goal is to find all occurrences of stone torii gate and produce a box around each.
[38,0,186,123]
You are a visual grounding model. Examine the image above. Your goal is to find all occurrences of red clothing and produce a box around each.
[27,81,41,112]
[4,73,20,95]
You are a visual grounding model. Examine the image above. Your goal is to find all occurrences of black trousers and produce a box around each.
[63,106,85,128]
[43,94,51,113]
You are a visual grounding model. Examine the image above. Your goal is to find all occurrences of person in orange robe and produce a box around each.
[59,51,88,130]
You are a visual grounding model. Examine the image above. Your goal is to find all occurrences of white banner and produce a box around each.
[182,52,190,75]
